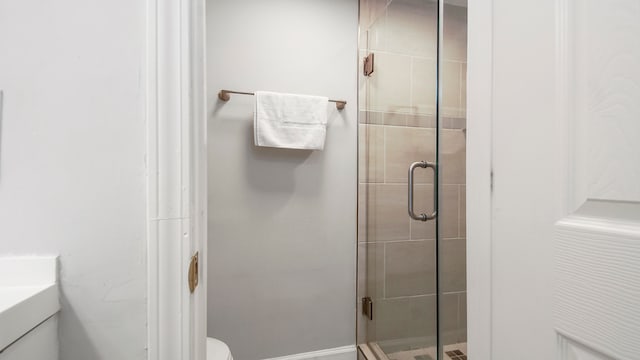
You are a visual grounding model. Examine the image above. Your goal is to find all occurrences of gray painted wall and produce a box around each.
[206,1,358,359]
[0,1,147,359]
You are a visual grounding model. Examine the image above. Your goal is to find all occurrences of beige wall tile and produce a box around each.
[368,242,385,300]
[440,185,460,238]
[441,238,466,292]
[441,292,461,346]
[358,242,385,301]
[384,112,407,126]
[371,185,462,258]
[443,3,467,62]
[359,0,390,41]
[375,295,437,343]
[385,0,437,57]
[442,117,466,130]
[385,240,436,297]
[361,184,410,241]
[385,126,436,183]
[461,62,467,116]
[441,129,466,185]
[358,184,367,243]
[459,292,467,342]
[441,60,461,117]
[359,124,385,183]
[407,114,436,128]
[412,184,457,239]
[367,7,387,52]
[359,111,384,125]
[411,58,437,116]
[411,184,436,240]
[369,53,412,113]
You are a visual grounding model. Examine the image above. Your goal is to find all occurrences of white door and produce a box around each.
[554,0,640,358]
[468,0,640,359]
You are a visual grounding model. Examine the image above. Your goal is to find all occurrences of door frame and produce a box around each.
[466,0,493,359]
[146,0,208,359]
[146,0,495,358]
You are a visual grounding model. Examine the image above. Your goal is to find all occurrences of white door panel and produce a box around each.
[558,335,615,360]
[569,0,640,207]
[469,0,640,358]
[556,212,640,359]
[555,0,640,359]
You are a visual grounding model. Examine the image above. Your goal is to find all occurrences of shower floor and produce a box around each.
[386,343,467,360]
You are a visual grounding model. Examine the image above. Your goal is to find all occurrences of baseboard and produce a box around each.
[262,345,356,360]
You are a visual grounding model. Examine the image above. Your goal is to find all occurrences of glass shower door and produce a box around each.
[437,0,468,358]
[358,0,440,358]
[357,0,467,359]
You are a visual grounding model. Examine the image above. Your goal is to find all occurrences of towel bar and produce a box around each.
[218,89,346,110]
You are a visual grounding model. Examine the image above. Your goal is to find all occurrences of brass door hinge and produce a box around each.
[362,297,373,320]
[188,252,199,293]
[363,53,374,76]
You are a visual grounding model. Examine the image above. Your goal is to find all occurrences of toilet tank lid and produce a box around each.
[207,338,232,360]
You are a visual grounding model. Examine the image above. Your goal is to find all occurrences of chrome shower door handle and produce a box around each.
[408,161,437,222]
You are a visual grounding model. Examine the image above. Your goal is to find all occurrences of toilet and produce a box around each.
[207,338,233,360]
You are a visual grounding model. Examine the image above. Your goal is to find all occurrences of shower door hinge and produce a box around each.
[362,297,373,320]
[188,251,199,293]
[363,53,374,77]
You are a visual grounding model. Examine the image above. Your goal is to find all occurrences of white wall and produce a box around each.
[467,0,559,359]
[206,1,358,359]
[490,0,558,358]
[0,1,147,359]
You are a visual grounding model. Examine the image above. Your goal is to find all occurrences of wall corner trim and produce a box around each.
[146,0,207,359]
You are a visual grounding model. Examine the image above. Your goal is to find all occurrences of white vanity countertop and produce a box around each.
[0,257,59,351]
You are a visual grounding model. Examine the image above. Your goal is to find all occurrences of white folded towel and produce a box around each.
[254,91,329,150]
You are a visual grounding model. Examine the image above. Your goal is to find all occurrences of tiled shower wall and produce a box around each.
[358,0,467,350]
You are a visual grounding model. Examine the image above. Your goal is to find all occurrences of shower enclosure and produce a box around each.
[357,1,467,359]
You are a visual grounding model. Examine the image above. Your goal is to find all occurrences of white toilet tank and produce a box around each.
[207,338,233,360]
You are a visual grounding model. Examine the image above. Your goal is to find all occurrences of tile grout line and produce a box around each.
[384,293,438,301]
[363,112,468,129]
[364,237,464,244]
